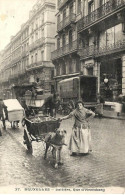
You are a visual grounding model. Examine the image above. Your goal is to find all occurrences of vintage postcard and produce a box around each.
[0,0,125,194]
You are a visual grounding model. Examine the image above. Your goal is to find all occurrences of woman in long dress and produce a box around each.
[60,100,95,155]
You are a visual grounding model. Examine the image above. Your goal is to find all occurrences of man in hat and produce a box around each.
[0,99,8,130]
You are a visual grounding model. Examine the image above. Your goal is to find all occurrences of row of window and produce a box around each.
[30,12,44,33]
[31,51,44,64]
[3,30,44,61]
[58,0,111,24]
[11,37,21,51]
[21,28,29,41]
[58,0,81,18]
[56,58,80,76]
[22,42,29,52]
[30,28,44,44]
[57,29,76,49]
[3,14,45,58]
[80,23,125,48]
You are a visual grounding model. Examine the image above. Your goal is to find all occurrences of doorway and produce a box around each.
[100,58,122,101]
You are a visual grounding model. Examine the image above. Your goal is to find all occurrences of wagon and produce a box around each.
[23,115,60,154]
[3,99,25,128]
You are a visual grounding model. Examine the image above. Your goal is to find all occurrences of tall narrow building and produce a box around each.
[27,0,56,91]
[51,0,81,91]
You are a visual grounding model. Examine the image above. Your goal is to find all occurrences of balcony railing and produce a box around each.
[79,40,125,59]
[27,61,53,70]
[58,0,69,9]
[57,13,76,32]
[78,0,125,32]
[51,39,78,60]
[29,37,45,51]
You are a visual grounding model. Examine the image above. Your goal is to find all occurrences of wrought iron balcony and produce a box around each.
[96,40,125,57]
[79,39,125,59]
[57,13,76,32]
[51,39,78,60]
[27,61,53,70]
[78,0,125,32]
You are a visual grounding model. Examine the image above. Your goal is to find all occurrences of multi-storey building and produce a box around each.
[27,0,56,91]
[51,0,81,91]
[0,42,12,99]
[52,0,125,101]
[77,0,125,100]
[19,21,29,85]
[0,0,56,99]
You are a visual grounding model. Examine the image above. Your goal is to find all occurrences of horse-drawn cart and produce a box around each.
[23,115,60,154]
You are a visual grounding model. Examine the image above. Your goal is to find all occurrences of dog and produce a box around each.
[44,128,67,168]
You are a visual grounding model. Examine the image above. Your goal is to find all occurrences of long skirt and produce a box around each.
[69,127,92,154]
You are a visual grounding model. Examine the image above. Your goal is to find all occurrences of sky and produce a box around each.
[0,0,38,51]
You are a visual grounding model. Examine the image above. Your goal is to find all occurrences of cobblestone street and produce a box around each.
[0,117,125,190]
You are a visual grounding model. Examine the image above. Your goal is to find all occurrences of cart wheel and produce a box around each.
[0,129,2,136]
[23,129,33,154]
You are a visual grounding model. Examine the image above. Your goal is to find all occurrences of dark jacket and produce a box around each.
[0,101,8,119]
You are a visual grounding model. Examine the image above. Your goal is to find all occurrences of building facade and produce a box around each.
[51,0,81,92]
[52,0,125,101]
[78,0,125,101]
[0,0,56,99]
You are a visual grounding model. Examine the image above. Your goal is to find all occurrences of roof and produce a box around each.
[59,77,79,84]
[3,99,24,111]
[59,75,97,84]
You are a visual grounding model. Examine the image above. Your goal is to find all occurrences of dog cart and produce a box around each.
[3,99,24,128]
[23,115,60,154]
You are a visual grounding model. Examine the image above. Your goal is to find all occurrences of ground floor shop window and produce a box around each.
[100,59,122,101]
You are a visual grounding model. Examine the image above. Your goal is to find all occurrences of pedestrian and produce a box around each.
[44,93,56,117]
[0,99,8,130]
[60,100,95,156]
[96,93,104,118]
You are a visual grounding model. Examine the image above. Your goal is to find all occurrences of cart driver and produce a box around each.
[0,99,8,130]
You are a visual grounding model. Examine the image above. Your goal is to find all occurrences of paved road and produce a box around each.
[0,117,125,190]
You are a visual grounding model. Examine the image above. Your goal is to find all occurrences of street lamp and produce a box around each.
[104,77,108,84]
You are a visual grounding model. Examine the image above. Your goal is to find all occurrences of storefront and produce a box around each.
[100,58,122,101]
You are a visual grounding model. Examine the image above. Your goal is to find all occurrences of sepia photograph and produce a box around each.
[0,0,125,194]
